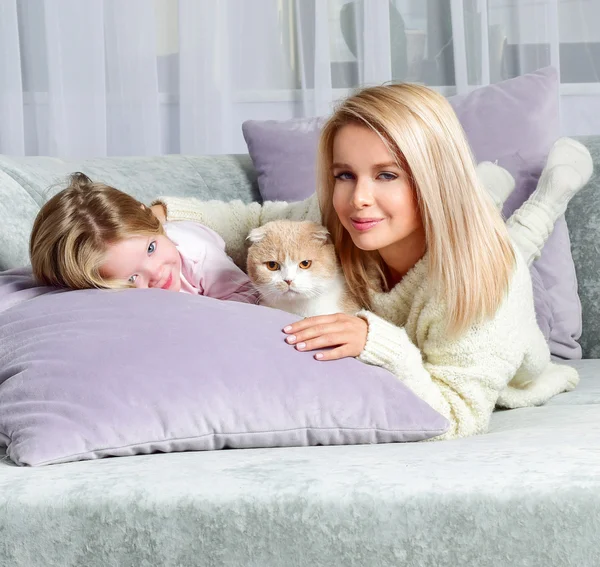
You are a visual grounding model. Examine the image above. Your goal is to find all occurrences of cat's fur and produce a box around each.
[247,220,359,317]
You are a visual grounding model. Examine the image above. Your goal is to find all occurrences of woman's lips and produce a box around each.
[350,218,383,232]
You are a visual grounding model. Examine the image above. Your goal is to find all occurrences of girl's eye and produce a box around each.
[333,172,354,181]
[148,241,157,254]
[266,261,280,271]
[299,260,312,269]
[378,172,397,181]
[128,275,138,284]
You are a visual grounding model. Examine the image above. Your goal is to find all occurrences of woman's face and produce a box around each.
[331,123,425,264]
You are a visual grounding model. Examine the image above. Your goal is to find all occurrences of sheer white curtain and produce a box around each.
[1,0,599,157]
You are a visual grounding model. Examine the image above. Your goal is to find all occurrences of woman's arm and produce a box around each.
[355,310,508,440]
[282,277,573,442]
[191,242,259,305]
[151,195,320,269]
[284,309,508,440]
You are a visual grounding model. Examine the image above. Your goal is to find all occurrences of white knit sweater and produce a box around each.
[156,194,579,439]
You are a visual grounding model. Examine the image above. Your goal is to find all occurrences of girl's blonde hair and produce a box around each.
[318,83,515,337]
[30,172,163,289]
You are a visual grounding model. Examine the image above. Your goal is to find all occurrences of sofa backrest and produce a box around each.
[0,153,260,271]
[564,136,600,358]
[1,138,599,357]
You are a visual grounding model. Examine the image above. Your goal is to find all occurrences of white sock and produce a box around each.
[476,161,515,210]
[535,137,594,211]
[506,137,593,266]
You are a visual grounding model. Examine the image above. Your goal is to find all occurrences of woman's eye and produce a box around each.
[266,261,280,271]
[333,172,354,181]
[299,260,312,269]
[148,241,156,254]
[128,275,138,284]
[378,172,397,181]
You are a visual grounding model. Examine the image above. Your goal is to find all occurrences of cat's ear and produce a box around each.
[247,227,267,244]
[312,226,331,244]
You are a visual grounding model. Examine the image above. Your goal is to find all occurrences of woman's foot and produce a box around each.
[536,137,594,210]
[506,137,593,266]
[476,161,515,209]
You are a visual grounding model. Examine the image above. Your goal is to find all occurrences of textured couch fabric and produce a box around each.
[0,358,598,567]
[0,139,599,566]
[565,136,600,358]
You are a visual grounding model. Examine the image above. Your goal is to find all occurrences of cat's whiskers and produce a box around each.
[256,286,286,300]
[294,286,323,299]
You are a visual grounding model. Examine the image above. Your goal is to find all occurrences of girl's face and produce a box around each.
[331,123,425,264]
[100,233,182,291]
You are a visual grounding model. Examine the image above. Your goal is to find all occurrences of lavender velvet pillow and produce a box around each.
[0,270,448,466]
[242,116,326,203]
[242,67,581,359]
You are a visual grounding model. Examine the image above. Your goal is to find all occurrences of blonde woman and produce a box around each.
[30,173,257,303]
[151,83,592,439]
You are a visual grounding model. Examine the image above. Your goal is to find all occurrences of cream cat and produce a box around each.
[247,220,359,317]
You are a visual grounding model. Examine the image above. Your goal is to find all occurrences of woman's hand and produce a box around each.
[283,313,368,361]
[150,203,167,223]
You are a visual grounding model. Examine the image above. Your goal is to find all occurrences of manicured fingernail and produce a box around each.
[286,335,296,344]
[283,326,292,332]
[297,342,306,350]
[315,353,323,360]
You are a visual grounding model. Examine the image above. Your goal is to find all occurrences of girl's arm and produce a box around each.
[193,236,259,305]
[166,221,259,304]
[152,195,320,269]
[193,248,259,305]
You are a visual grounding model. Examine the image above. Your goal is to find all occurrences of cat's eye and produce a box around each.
[299,260,312,269]
[266,261,280,271]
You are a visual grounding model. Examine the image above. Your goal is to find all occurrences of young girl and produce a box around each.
[29,172,257,304]
[151,83,592,440]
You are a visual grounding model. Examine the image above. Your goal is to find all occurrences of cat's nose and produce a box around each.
[284,279,293,286]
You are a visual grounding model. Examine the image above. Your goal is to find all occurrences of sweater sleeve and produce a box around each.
[356,309,513,440]
[151,194,320,269]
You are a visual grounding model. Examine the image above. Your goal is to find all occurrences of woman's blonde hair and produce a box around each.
[318,83,515,337]
[30,172,163,289]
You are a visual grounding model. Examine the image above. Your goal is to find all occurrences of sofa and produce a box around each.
[0,138,599,567]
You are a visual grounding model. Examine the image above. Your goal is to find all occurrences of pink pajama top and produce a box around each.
[163,221,258,304]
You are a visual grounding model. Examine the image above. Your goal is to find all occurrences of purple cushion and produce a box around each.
[242,116,326,202]
[242,67,581,359]
[0,270,448,466]
[530,263,553,340]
